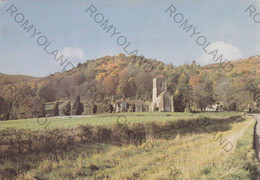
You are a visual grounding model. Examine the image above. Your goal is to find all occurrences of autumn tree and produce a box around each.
[214,77,250,111]
[135,72,153,101]
[177,73,193,110]
[100,74,119,97]
[190,72,214,111]
[71,72,86,86]
[173,90,185,112]
[37,82,56,102]
[117,70,134,98]
[242,73,260,102]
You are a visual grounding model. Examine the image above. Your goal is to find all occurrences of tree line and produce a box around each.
[0,54,259,120]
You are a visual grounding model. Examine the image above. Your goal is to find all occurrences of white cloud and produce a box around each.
[196,41,243,65]
[58,47,86,60]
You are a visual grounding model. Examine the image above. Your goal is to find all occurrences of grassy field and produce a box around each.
[20,116,258,179]
[0,112,242,130]
[0,112,259,179]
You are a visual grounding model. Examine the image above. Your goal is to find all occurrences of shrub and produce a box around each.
[72,96,84,115]
[62,102,71,116]
[93,105,97,114]
[0,96,7,115]
[109,104,114,113]
[8,97,45,120]
[53,102,59,116]
[0,97,9,120]
[184,107,192,113]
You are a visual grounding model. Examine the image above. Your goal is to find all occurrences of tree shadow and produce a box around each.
[146,116,247,141]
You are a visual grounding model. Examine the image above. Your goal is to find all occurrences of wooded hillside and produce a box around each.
[0,54,259,120]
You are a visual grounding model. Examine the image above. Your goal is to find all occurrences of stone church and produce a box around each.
[151,75,174,112]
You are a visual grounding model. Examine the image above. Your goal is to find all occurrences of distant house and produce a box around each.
[248,101,260,112]
[151,75,174,112]
[205,104,222,111]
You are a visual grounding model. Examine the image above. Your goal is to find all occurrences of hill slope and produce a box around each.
[0,54,259,120]
[202,55,260,76]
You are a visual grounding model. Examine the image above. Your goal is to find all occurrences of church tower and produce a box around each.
[151,75,174,112]
[152,75,167,102]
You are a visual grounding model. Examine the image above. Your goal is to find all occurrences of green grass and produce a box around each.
[0,112,242,130]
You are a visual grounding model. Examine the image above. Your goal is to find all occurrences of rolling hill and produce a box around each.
[0,54,259,120]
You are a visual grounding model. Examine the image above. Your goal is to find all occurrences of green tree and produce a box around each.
[190,73,214,111]
[37,83,56,102]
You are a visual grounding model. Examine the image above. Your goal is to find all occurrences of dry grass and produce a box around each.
[0,114,258,179]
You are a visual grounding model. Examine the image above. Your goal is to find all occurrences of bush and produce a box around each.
[72,96,84,115]
[62,102,71,116]
[93,105,97,114]
[53,102,59,116]
[0,97,8,120]
[8,97,45,120]
[154,107,159,111]
[109,104,114,113]
[0,97,7,114]
[184,107,192,113]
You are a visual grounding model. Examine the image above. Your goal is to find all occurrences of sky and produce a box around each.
[0,0,259,77]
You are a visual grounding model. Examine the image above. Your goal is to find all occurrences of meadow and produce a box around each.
[0,112,259,180]
[0,112,241,130]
